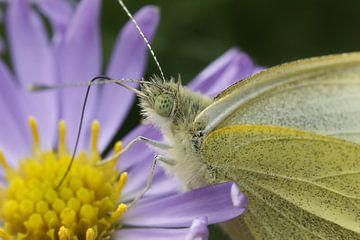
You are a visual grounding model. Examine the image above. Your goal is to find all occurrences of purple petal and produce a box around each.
[117,125,162,171]
[56,0,102,149]
[35,0,74,43]
[122,161,179,202]
[0,60,30,161]
[122,182,247,227]
[113,125,179,201]
[188,48,258,97]
[92,6,160,151]
[0,60,29,139]
[106,6,159,77]
[114,218,208,240]
[114,227,197,240]
[185,217,209,240]
[6,0,58,147]
[121,151,158,201]
[144,169,180,198]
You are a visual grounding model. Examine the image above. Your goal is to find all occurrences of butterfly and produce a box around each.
[48,1,360,238]
[136,52,360,239]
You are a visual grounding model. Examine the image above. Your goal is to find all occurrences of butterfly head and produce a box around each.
[138,75,212,133]
[138,76,180,126]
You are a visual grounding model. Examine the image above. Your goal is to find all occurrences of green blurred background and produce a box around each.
[104,0,360,136]
[102,0,360,81]
[101,1,360,238]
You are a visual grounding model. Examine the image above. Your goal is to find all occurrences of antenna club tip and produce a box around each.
[142,5,160,16]
[28,84,50,92]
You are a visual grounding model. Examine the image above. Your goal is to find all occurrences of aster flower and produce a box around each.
[0,0,254,239]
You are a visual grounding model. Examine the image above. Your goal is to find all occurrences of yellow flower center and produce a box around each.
[0,117,128,240]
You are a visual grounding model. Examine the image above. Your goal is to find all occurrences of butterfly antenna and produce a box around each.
[117,0,166,82]
[29,78,151,92]
[56,76,112,189]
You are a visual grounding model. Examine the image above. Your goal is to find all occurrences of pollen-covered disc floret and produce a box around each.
[0,118,128,240]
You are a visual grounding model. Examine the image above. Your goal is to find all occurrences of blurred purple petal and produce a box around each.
[188,48,240,91]
[115,227,196,240]
[205,52,257,97]
[252,66,266,74]
[35,0,73,43]
[57,0,102,149]
[93,6,160,151]
[185,217,209,240]
[189,48,258,97]
[6,0,58,148]
[231,183,248,208]
[6,0,54,85]
[122,182,247,227]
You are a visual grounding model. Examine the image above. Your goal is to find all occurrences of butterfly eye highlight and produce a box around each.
[154,94,174,117]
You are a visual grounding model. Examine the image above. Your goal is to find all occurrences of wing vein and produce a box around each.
[312,171,360,181]
[240,180,324,239]
[236,167,360,200]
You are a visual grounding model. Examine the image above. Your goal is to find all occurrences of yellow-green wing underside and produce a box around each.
[194,52,360,143]
[201,125,360,239]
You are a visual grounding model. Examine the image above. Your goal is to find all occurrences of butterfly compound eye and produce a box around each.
[154,94,174,117]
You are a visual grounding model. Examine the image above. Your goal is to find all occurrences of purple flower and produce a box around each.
[0,0,256,239]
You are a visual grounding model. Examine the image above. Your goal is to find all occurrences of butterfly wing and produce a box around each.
[201,125,360,239]
[194,52,360,143]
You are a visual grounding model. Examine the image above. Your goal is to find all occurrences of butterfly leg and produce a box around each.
[155,155,175,165]
[122,136,171,153]
[98,136,171,166]
[127,154,173,208]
